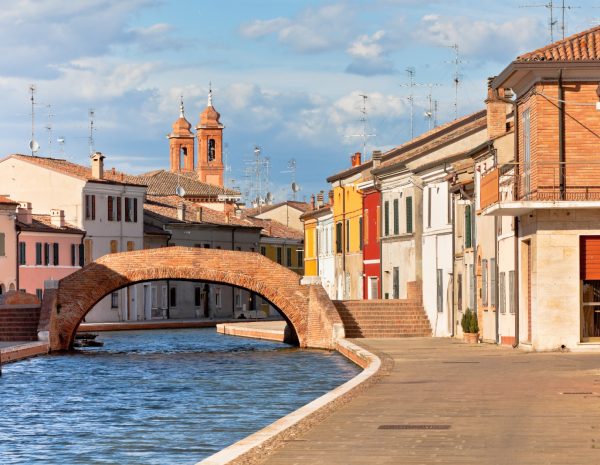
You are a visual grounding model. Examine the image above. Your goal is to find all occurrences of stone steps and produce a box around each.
[0,307,41,342]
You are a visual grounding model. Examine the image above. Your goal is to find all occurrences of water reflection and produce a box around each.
[0,328,359,465]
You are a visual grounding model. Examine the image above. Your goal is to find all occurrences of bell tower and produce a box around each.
[168,96,195,172]
[196,85,224,186]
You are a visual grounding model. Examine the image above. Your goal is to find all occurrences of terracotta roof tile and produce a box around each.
[245,217,304,241]
[133,170,240,198]
[7,154,145,186]
[17,215,84,235]
[144,195,255,228]
[517,25,600,62]
[243,200,311,217]
[0,195,19,205]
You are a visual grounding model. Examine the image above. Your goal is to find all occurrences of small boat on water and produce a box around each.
[74,333,104,347]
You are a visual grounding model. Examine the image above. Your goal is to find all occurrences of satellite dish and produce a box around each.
[175,186,186,197]
[291,182,300,193]
[29,140,39,153]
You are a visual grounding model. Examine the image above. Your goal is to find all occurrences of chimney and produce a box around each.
[328,190,334,206]
[50,209,65,228]
[310,194,316,210]
[91,152,105,180]
[350,152,362,167]
[316,190,324,207]
[177,202,186,221]
[372,150,382,169]
[17,202,32,224]
[486,77,508,140]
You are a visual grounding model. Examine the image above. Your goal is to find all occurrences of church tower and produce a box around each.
[168,97,195,172]
[196,86,224,186]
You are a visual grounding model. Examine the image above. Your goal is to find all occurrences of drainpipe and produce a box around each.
[342,184,346,298]
[450,192,456,337]
[494,211,500,345]
[558,70,566,200]
[15,225,21,291]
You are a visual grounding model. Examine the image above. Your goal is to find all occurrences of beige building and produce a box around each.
[0,196,19,294]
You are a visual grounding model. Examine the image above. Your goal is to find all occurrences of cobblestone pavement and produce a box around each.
[259,337,600,465]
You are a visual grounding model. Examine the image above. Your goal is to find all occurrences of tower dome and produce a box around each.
[168,96,195,172]
[170,98,193,136]
[198,86,223,129]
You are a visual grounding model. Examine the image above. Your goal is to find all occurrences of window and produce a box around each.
[384,201,390,236]
[235,290,242,308]
[336,222,343,253]
[297,250,303,266]
[393,199,399,235]
[125,198,138,223]
[465,205,472,248]
[44,243,50,266]
[260,246,266,256]
[392,267,399,299]
[36,289,43,301]
[18,242,26,265]
[0,233,5,256]
[457,273,463,312]
[151,286,157,308]
[359,216,363,251]
[499,271,506,313]
[276,247,282,264]
[107,196,121,221]
[170,287,177,307]
[215,288,221,308]
[490,258,496,308]
[345,219,350,252]
[111,292,119,308]
[194,287,202,307]
[85,194,95,220]
[79,243,85,267]
[36,242,42,265]
[53,243,59,266]
[448,190,453,225]
[71,244,76,266]
[509,270,515,314]
[427,187,433,228]
[127,241,135,252]
[110,240,118,254]
[437,269,443,313]
[208,138,216,161]
[286,247,292,267]
[406,197,413,234]
[161,285,168,309]
[482,259,488,307]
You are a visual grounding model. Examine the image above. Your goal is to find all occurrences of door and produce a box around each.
[580,236,600,341]
[143,284,152,321]
[521,240,531,343]
[368,277,378,299]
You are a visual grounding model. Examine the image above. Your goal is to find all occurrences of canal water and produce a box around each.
[0,328,360,465]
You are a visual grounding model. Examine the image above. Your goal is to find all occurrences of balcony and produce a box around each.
[480,161,600,216]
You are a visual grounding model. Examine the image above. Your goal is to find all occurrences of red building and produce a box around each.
[358,151,382,299]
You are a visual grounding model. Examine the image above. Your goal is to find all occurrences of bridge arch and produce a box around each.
[41,247,343,351]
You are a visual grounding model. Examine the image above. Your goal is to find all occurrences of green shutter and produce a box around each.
[465,205,472,248]
[393,199,399,235]
[406,197,413,233]
[384,201,390,236]
[0,233,5,256]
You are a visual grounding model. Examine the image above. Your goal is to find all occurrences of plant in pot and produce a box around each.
[461,308,479,343]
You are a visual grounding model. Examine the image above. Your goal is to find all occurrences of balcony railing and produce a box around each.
[480,161,600,211]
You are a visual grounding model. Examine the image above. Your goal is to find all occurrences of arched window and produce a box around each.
[179,146,187,170]
[208,139,216,162]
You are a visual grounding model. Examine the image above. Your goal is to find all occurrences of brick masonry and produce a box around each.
[41,247,343,351]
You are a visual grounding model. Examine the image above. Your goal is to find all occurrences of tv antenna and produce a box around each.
[348,94,375,159]
[57,136,66,157]
[45,104,54,157]
[520,1,580,42]
[400,68,441,138]
[243,145,271,211]
[446,45,462,120]
[281,158,299,200]
[28,84,39,155]
[424,90,440,131]
[88,109,96,156]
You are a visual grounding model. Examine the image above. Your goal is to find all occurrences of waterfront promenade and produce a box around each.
[254,337,600,465]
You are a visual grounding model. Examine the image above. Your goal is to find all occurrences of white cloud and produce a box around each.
[345,30,395,76]
[239,4,355,53]
[415,15,544,61]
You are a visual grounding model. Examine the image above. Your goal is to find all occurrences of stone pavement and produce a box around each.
[259,337,600,465]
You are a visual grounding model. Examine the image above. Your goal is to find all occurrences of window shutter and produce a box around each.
[36,242,42,265]
[125,197,130,222]
[359,216,363,251]
[393,199,399,235]
[482,259,488,306]
[437,269,443,312]
[117,196,122,221]
[465,205,472,248]
[490,258,496,308]
[384,201,389,236]
[406,197,413,233]
[0,233,5,256]
[134,198,138,222]
[108,196,113,221]
[53,243,59,266]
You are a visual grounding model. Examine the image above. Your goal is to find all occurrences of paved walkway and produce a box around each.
[260,337,600,465]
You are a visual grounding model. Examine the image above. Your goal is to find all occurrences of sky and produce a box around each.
[0,0,596,204]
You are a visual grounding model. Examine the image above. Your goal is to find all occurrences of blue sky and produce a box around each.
[0,0,595,203]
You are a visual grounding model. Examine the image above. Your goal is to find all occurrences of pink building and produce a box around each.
[0,196,19,295]
[16,203,85,300]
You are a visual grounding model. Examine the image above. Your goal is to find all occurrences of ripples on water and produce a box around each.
[0,328,359,465]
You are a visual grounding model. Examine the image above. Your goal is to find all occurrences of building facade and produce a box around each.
[0,196,18,295]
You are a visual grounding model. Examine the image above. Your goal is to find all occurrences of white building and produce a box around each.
[316,208,335,299]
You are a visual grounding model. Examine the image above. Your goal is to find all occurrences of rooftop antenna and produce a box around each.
[424,90,440,131]
[208,81,213,107]
[88,109,96,156]
[45,104,54,157]
[29,84,39,155]
[243,145,271,211]
[281,158,298,200]
[446,45,462,119]
[348,94,375,158]
[520,1,558,42]
[400,69,441,138]
[57,136,65,157]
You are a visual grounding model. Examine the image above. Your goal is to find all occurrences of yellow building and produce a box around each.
[301,214,318,276]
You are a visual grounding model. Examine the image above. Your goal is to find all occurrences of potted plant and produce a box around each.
[461,308,479,343]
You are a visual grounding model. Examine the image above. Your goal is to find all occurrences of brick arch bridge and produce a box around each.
[40,247,344,351]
